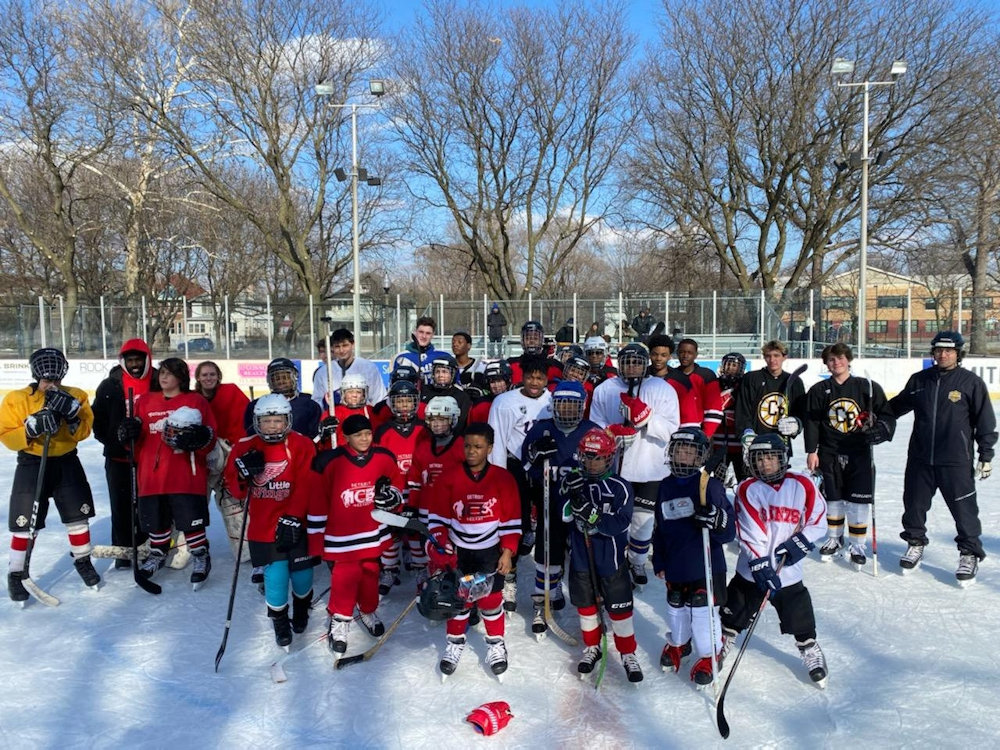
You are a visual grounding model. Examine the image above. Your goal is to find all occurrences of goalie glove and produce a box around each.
[44,388,81,420]
[777,416,801,437]
[619,393,652,428]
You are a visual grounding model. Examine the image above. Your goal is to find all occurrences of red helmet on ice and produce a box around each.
[466,701,514,735]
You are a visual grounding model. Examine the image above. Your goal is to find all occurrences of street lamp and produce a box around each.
[830,57,906,356]
[315,79,386,349]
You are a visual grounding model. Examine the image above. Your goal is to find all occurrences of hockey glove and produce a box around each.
[864,419,893,445]
[526,434,558,464]
[559,470,586,499]
[174,424,212,452]
[749,556,782,593]
[977,461,992,480]
[774,532,814,566]
[373,475,403,511]
[44,388,81,421]
[234,449,266,481]
[777,416,801,438]
[693,503,728,533]
[605,423,637,451]
[319,415,339,442]
[25,409,59,439]
[569,495,600,531]
[619,393,652,428]
[274,514,304,553]
[117,416,143,444]
[739,429,756,452]
[426,531,456,572]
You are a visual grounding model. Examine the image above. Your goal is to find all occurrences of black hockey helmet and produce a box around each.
[617,342,649,379]
[266,357,299,397]
[29,347,69,383]
[390,362,421,387]
[388,380,419,422]
[718,352,747,389]
[418,569,464,621]
[930,330,964,361]
[667,427,710,478]
[431,353,459,386]
[520,320,545,355]
[747,433,789,484]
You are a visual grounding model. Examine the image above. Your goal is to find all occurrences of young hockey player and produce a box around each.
[506,321,563,386]
[590,343,680,588]
[309,414,402,655]
[583,336,617,387]
[734,340,805,448]
[92,338,159,568]
[2,348,101,601]
[421,353,472,433]
[720,433,830,688]
[374,380,425,595]
[560,428,642,683]
[468,359,512,424]
[521,380,598,635]
[666,338,724,439]
[225,395,318,647]
[804,343,895,569]
[244,358,321,439]
[321,373,376,448]
[425,422,521,680]
[117,357,218,588]
[712,352,748,483]
[487,356,553,609]
[652,427,735,687]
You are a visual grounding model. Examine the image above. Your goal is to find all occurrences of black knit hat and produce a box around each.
[342,414,373,436]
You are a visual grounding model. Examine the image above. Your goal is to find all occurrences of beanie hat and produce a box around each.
[342,414,372,436]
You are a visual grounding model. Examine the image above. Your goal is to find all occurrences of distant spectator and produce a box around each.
[554,317,576,344]
[487,303,507,358]
[631,308,655,342]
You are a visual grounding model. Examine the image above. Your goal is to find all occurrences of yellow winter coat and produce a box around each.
[0,385,94,456]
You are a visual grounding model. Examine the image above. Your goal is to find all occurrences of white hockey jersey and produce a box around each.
[487,388,553,467]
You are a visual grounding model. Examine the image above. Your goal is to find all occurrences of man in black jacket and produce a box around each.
[92,339,159,567]
[889,331,997,585]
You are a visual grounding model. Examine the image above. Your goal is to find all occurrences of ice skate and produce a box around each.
[578,645,602,677]
[485,636,508,681]
[73,555,101,590]
[660,643,685,673]
[690,656,714,689]
[819,536,843,562]
[849,543,867,571]
[531,598,547,640]
[621,652,643,684]
[291,591,312,634]
[7,571,28,605]
[502,571,517,613]
[378,566,400,597]
[719,629,737,667]
[798,638,828,689]
[359,609,385,638]
[190,548,211,590]
[269,605,293,649]
[137,549,166,580]
[956,554,979,587]
[328,616,351,656]
[899,543,925,572]
[439,634,466,680]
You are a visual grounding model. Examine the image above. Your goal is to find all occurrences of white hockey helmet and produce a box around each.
[253,393,292,443]
[163,406,203,449]
[425,395,460,435]
[340,373,368,406]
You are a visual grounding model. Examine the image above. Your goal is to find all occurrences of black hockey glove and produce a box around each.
[373,475,403,511]
[774,532,814,566]
[274,514,304,553]
[174,424,212,452]
[234,449,266,481]
[559,470,586,499]
[25,409,59,439]
[749,556,782,594]
[569,494,599,530]
[693,503,728,533]
[44,388,81,420]
[117,416,143,444]
[864,419,892,445]
[319,415,339,442]
[527,435,558,465]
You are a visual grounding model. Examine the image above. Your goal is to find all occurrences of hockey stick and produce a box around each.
[582,531,608,689]
[864,371,878,578]
[214,488,252,672]
[371,509,446,552]
[542,459,578,646]
[699,470,718,698]
[321,316,334,411]
[127,388,161,596]
[335,596,418,669]
[22,433,60,607]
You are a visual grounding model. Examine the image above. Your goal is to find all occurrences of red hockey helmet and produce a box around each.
[578,427,617,478]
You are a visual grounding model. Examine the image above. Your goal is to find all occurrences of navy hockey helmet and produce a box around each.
[667,427,710,478]
[930,330,964,354]
[747,433,789,484]
[388,380,420,422]
[520,320,546,355]
[552,380,587,433]
[562,355,590,384]
[390,362,421,388]
[484,359,513,395]
[266,357,299,397]
[717,352,747,389]
[29,347,69,383]
[418,569,464,621]
[617,343,649,379]
[431,353,459,387]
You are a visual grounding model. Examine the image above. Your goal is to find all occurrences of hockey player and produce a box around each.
[374,380,425,595]
[712,352,748,483]
[734,340,805,449]
[889,331,997,583]
[309,414,402,654]
[116,357,218,588]
[92,339,159,568]
[589,343,680,588]
[652,428,735,687]
[320,373,376,448]
[506,321,563,386]
[244,358,322,439]
[804,343,895,569]
[224,395,318,647]
[719,433,829,688]
[312,328,386,410]
[468,359,511,424]
[666,338,724,439]
[521,380,599,634]
[583,336,617,387]
[2,348,101,601]
[425,422,521,679]
[451,330,485,389]
[404,396,466,588]
[392,316,437,386]
[560,428,642,683]
[421,353,472,433]
[487,356,553,610]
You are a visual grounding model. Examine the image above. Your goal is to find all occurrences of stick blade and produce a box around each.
[334,654,365,670]
[134,573,162,595]
[23,577,60,607]
[716,700,731,739]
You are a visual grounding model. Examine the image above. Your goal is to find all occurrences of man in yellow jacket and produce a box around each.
[0,348,100,603]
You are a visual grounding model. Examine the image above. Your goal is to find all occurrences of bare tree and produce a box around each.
[388,0,637,302]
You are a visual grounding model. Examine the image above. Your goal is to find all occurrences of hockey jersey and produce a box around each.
[406,431,466,515]
[0,384,94,457]
[664,365,723,438]
[133,390,218,497]
[564,473,633,578]
[804,374,894,456]
[427,463,522,554]
[487,387,553,467]
[374,419,425,504]
[734,368,806,439]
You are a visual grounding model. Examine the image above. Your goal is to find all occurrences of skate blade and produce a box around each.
[282,645,291,653]
[957,578,976,589]
[900,565,919,574]
[813,675,829,690]
[819,555,836,563]
[492,671,505,684]
[851,562,864,572]
[533,629,547,642]
[192,581,208,591]
[85,583,102,592]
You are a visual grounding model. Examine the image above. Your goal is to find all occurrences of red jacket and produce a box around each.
[206,383,251,444]
[308,446,401,562]
[225,431,317,543]
[134,391,217,497]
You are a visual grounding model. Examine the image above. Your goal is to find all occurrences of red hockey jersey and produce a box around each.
[426,463,522,554]
[134,391,218,497]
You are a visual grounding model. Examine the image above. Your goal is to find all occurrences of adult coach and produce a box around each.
[312,328,386,409]
[889,331,996,585]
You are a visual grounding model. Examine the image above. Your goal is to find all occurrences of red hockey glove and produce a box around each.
[619,393,652,428]
[605,423,637,450]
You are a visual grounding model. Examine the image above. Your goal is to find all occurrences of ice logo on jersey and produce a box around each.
[828,398,861,434]
[456,495,497,519]
[254,460,289,485]
[659,496,694,520]
[341,485,373,508]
